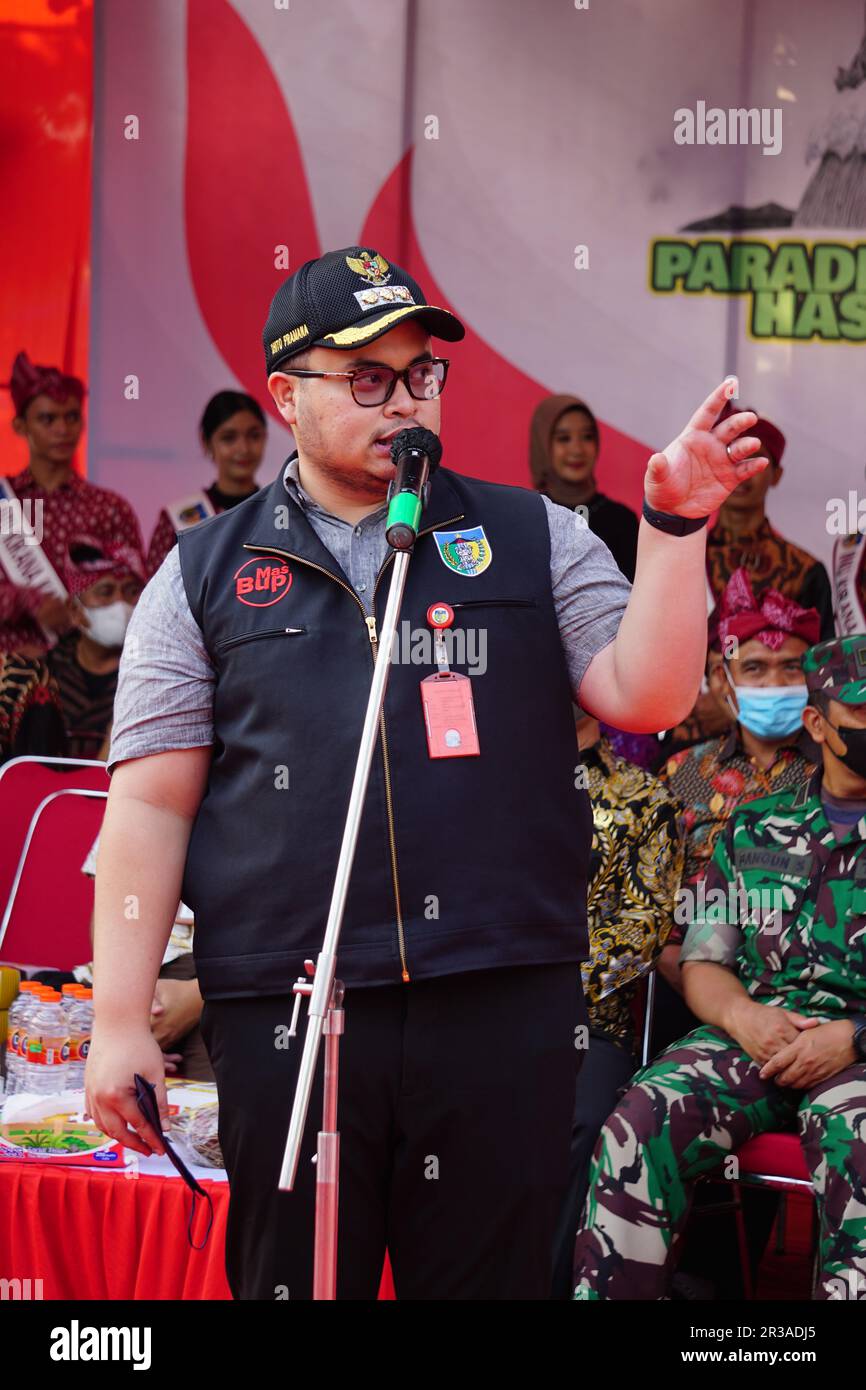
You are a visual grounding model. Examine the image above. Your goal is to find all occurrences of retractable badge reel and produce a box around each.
[420,602,480,758]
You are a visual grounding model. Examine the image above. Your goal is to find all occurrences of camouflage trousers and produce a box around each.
[572,1024,866,1300]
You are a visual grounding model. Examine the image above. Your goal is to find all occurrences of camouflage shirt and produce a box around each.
[581,736,684,1052]
[680,765,866,1022]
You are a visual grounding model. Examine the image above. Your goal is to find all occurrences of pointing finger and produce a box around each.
[686,376,739,433]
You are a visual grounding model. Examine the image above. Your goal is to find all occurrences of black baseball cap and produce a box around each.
[263,246,465,375]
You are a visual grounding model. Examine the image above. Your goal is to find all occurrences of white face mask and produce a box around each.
[82,600,134,650]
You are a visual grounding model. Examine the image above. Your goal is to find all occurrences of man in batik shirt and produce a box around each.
[550,708,683,1298]
[573,635,866,1301]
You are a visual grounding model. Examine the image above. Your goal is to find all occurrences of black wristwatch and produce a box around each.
[642,498,709,537]
[852,1020,866,1061]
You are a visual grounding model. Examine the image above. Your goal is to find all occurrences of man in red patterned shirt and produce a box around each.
[1,352,143,658]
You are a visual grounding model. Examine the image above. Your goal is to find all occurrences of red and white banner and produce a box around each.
[88,0,866,576]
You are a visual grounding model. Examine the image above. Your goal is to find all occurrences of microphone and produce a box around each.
[385,427,443,550]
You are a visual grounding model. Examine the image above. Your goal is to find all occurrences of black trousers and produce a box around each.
[199,962,586,1300]
[549,1031,638,1300]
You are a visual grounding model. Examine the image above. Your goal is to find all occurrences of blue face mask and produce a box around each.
[724,673,808,739]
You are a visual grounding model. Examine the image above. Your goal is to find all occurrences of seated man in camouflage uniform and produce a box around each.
[573,635,866,1300]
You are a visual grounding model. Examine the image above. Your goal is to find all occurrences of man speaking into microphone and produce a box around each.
[86,246,767,1300]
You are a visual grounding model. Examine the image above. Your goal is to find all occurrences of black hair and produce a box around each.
[806,688,831,717]
[275,348,313,374]
[199,391,266,445]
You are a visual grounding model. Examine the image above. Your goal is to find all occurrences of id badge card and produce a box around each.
[420,672,480,758]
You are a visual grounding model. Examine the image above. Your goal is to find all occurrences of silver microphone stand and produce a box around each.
[278,459,428,1301]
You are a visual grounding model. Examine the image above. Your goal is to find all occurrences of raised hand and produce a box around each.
[644,377,768,518]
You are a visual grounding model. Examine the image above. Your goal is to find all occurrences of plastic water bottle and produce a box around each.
[5,984,35,1095]
[60,983,81,1015]
[67,990,93,1090]
[23,990,70,1095]
[4,984,30,1089]
[7,983,42,1096]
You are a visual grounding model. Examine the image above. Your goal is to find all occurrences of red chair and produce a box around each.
[0,757,109,973]
[693,1131,817,1299]
[0,756,109,902]
[729,1132,817,1299]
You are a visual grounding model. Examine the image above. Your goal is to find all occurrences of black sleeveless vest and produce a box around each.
[177,462,592,998]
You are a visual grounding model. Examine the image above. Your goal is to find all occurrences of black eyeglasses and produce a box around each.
[279,357,449,407]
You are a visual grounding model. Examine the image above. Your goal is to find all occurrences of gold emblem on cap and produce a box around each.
[346,250,391,286]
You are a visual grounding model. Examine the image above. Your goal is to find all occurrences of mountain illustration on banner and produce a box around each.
[651,14,866,344]
[681,12,866,231]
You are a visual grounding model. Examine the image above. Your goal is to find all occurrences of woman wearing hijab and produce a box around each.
[529,394,639,581]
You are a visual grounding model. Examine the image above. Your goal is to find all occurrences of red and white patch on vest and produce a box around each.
[233,556,293,606]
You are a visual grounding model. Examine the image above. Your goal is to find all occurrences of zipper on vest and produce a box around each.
[368,511,464,982]
[450,599,537,610]
[216,626,306,652]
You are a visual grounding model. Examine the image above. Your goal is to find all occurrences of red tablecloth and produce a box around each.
[2,1161,231,1299]
[1,1161,396,1299]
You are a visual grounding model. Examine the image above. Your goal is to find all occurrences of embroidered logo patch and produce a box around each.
[345,250,391,286]
[233,556,293,606]
[432,526,493,578]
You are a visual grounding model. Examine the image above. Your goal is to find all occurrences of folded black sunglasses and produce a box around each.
[134,1073,214,1249]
